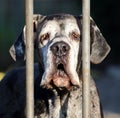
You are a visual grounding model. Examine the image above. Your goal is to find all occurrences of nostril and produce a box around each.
[51,44,58,54]
[62,45,67,52]
[56,46,59,52]
[62,44,70,53]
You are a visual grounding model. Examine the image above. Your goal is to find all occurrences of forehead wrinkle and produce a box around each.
[40,20,60,35]
[64,18,80,34]
[38,16,80,40]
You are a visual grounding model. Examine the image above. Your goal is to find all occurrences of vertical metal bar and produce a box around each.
[82,0,90,118]
[25,0,34,117]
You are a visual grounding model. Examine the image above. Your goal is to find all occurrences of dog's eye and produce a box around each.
[40,33,50,43]
[70,32,80,40]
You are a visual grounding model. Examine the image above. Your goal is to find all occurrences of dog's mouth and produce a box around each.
[40,54,80,90]
[51,63,71,89]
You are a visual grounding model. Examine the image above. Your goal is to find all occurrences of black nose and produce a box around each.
[50,41,70,56]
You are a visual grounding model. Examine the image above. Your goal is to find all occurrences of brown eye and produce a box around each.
[40,33,50,43]
[71,32,80,40]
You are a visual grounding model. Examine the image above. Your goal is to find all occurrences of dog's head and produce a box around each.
[9,14,110,90]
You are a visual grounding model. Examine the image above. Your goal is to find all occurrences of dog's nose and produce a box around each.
[51,41,70,56]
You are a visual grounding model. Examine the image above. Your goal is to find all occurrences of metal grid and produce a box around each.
[25,0,91,117]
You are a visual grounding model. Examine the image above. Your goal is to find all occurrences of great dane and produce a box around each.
[0,14,110,118]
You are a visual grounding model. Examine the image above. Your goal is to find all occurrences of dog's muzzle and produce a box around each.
[50,41,71,88]
[40,41,80,90]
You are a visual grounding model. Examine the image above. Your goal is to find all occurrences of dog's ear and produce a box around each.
[90,17,110,64]
[77,16,111,64]
[9,14,46,61]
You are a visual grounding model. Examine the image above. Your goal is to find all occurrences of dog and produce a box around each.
[0,14,110,118]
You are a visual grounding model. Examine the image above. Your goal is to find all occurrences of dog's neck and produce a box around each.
[37,61,82,100]
[34,78,83,118]
[35,63,101,118]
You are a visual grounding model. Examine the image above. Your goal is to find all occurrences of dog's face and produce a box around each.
[37,15,81,89]
[9,14,110,90]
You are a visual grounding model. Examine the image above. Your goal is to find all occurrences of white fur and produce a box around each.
[40,17,81,86]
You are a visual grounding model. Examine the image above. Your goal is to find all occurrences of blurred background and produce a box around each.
[0,0,120,117]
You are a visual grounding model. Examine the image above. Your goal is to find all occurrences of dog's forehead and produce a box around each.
[40,14,80,35]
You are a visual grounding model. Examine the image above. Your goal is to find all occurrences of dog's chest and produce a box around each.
[49,89,83,118]
[34,89,82,118]
[65,89,83,118]
[34,79,102,118]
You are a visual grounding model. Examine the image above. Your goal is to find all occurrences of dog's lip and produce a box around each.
[40,60,80,90]
[49,62,72,89]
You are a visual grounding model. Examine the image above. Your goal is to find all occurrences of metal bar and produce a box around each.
[82,0,90,118]
[25,0,34,117]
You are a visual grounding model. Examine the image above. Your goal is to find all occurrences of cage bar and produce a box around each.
[25,0,34,117]
[82,0,91,118]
